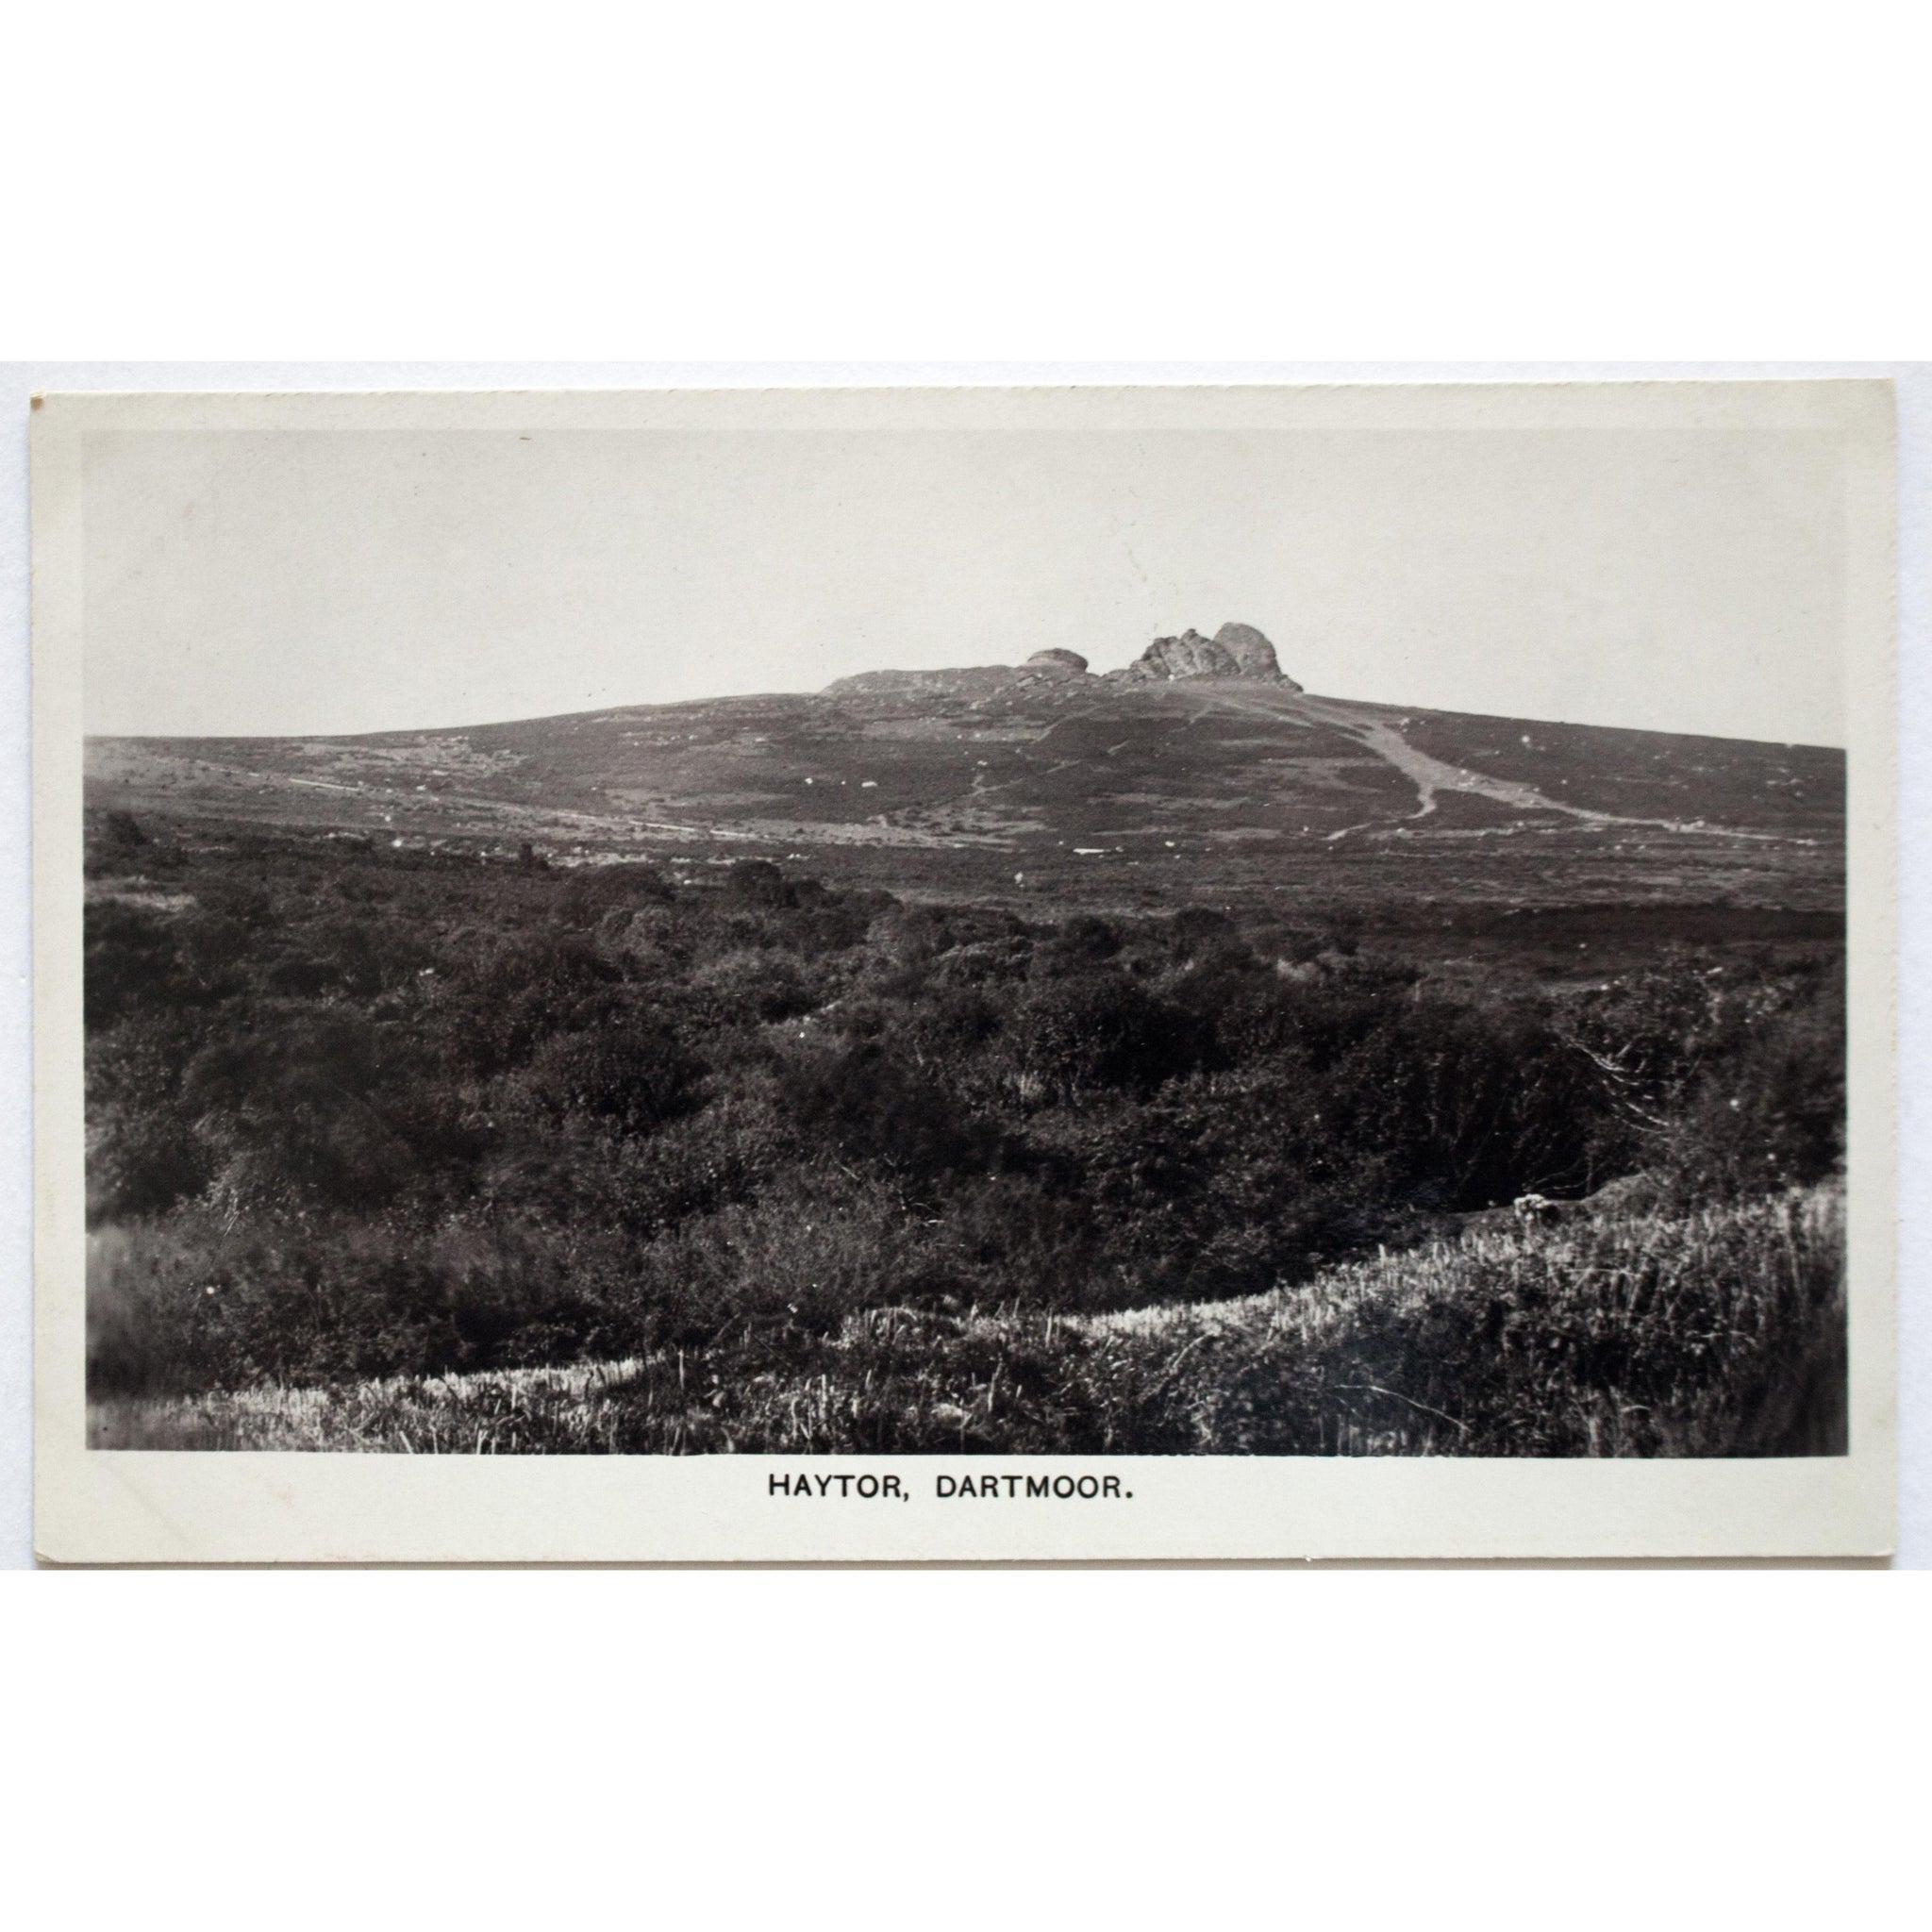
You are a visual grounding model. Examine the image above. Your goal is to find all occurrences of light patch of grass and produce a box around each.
[92,1185,1845,1457]
[91,1358,656,1453]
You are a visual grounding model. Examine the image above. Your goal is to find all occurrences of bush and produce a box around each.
[521,1019,705,1137]
[691,947,820,1024]
[1008,972,1210,1100]
[724,858,793,908]
[1324,1000,1602,1209]
[88,1108,213,1221]
[1035,913,1122,974]
[624,1170,921,1341]
[182,1007,480,1212]
[1663,1021,1844,1200]
[444,933,625,1074]
[1168,906,1236,950]
[1566,955,1845,1199]
[556,861,675,927]
[86,903,191,1030]
[776,1039,999,1182]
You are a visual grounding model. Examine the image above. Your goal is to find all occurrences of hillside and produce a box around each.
[85,625,1844,933]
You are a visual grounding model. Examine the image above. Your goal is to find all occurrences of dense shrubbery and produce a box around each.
[84,825,1846,1428]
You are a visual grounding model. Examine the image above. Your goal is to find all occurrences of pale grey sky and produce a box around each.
[81,418,1849,744]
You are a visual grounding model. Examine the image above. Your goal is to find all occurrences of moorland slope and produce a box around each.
[86,623,1844,933]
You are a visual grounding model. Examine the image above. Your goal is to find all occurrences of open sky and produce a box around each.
[81,420,1848,745]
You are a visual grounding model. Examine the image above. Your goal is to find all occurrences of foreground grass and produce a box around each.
[92,1184,1845,1457]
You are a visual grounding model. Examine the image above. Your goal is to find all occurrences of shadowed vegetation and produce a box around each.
[83,812,1846,1455]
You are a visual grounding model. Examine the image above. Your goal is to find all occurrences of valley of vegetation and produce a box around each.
[84,806,1846,1456]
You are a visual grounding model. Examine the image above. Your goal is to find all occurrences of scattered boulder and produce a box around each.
[1025,648,1089,676]
[1512,1192,1563,1227]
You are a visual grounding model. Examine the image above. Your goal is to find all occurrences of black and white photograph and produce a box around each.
[8,30,1926,1932]
[30,380,1897,1560]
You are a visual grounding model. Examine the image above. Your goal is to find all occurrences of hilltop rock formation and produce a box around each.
[1212,623,1294,681]
[826,649,1094,700]
[1108,623,1301,688]
[823,627,1298,700]
[1025,648,1089,676]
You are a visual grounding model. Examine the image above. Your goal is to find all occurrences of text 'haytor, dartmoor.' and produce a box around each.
[766,1473,1132,1500]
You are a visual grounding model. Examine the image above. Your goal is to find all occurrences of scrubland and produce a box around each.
[83,813,1846,1456]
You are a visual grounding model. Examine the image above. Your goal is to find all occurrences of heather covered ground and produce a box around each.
[84,809,1845,1456]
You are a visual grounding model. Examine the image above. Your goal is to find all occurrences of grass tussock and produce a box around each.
[93,1182,1844,1457]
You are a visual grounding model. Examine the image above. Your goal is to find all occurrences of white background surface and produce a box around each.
[0,9,1924,1915]
[6,8,1923,1575]
[4,358,1924,1569]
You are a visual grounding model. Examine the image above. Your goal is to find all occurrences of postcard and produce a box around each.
[32,379,1896,1559]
